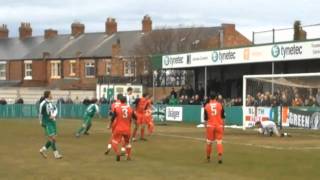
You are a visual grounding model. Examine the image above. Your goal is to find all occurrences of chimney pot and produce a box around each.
[44,29,58,39]
[19,22,32,40]
[71,22,85,37]
[0,24,9,38]
[142,15,152,33]
[106,17,117,35]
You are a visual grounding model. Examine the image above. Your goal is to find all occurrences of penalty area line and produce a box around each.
[155,133,320,151]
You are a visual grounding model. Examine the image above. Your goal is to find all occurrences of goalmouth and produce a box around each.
[242,72,320,130]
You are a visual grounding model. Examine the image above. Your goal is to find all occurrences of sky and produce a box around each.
[0,0,319,43]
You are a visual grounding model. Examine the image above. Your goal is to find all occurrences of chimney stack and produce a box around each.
[71,22,85,37]
[44,29,58,39]
[106,17,117,35]
[222,23,235,35]
[142,15,152,33]
[0,24,9,38]
[19,22,32,40]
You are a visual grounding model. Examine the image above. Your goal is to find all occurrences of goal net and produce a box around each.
[242,73,320,130]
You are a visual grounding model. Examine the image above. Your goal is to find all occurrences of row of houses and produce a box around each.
[0,15,251,91]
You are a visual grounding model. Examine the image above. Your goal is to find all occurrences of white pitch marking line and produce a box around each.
[156,133,320,151]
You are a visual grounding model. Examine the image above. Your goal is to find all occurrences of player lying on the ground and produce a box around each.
[255,120,290,137]
[132,93,151,141]
[76,98,100,137]
[39,90,63,159]
[105,94,126,155]
[109,96,137,161]
[204,92,225,164]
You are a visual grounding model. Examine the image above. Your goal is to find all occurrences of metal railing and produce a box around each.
[253,23,320,44]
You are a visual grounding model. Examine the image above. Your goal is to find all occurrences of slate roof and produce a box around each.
[0,27,222,61]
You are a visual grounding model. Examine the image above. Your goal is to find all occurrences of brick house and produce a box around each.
[0,15,251,91]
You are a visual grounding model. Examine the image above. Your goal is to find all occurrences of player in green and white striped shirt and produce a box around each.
[39,91,63,159]
[76,98,100,137]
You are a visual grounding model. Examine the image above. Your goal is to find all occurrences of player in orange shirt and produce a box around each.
[145,94,154,135]
[132,93,150,141]
[105,94,125,155]
[204,92,225,164]
[110,96,136,161]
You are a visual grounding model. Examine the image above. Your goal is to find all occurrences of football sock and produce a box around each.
[77,127,85,135]
[112,141,120,155]
[141,127,145,139]
[132,127,138,138]
[107,144,112,149]
[217,144,223,155]
[126,147,131,158]
[45,141,51,149]
[206,144,212,157]
[85,123,92,133]
[51,139,57,151]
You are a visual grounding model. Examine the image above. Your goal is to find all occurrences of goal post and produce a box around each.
[242,72,320,130]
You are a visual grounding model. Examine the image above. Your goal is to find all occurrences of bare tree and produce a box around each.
[133,26,213,87]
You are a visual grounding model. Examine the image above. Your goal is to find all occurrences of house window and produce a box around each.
[124,60,134,77]
[24,60,32,80]
[85,61,95,77]
[51,61,61,79]
[106,60,111,75]
[70,60,76,76]
[0,62,6,80]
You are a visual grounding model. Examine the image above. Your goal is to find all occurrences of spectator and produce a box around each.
[193,94,201,105]
[316,89,320,106]
[170,87,177,98]
[292,94,303,106]
[169,95,179,105]
[57,97,65,104]
[0,98,7,105]
[65,97,73,104]
[83,97,91,106]
[179,86,186,97]
[74,96,80,104]
[15,97,24,104]
[186,85,194,98]
[99,97,107,104]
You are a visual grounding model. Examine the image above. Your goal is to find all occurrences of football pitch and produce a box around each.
[0,119,319,180]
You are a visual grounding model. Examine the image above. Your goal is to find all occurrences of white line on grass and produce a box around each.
[156,133,320,151]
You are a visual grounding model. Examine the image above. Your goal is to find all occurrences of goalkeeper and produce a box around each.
[255,120,290,137]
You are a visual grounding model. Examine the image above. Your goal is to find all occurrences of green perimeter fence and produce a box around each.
[0,104,243,125]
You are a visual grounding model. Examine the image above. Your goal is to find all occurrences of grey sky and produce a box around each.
[0,0,319,41]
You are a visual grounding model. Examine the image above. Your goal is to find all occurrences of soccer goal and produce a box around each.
[242,72,320,130]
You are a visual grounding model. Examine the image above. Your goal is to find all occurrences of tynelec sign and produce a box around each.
[162,40,320,69]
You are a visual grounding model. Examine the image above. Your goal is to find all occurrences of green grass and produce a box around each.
[0,119,319,180]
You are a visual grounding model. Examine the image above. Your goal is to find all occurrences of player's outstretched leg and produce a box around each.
[84,122,92,135]
[76,123,87,137]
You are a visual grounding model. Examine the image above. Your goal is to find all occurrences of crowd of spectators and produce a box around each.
[246,88,320,107]
[162,86,320,107]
